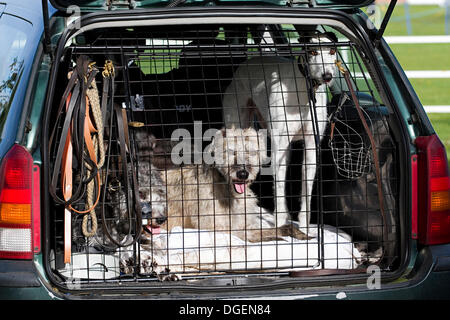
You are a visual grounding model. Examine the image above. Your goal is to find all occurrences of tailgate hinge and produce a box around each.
[374,0,397,48]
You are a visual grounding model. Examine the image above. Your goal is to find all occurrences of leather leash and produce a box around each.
[61,92,74,264]
[98,61,143,248]
[335,61,388,264]
[50,57,100,208]
[98,103,143,247]
[50,56,104,263]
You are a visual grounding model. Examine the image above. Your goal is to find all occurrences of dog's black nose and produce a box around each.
[141,202,152,219]
[322,73,333,83]
[155,216,167,225]
[237,170,249,180]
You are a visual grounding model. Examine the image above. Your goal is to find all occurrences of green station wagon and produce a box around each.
[0,0,449,300]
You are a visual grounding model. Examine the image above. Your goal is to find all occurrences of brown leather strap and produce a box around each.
[338,63,387,264]
[115,104,142,243]
[51,57,101,263]
[61,80,102,262]
[62,93,74,264]
[99,102,142,248]
[51,79,82,205]
[67,95,101,215]
[288,63,387,273]
[61,92,74,204]
[329,122,336,141]
[101,74,110,124]
[50,57,99,207]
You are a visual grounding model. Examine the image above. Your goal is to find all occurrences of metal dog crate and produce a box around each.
[48,24,399,288]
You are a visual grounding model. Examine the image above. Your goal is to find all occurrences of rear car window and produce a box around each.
[0,14,30,139]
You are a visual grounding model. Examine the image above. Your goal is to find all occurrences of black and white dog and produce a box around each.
[222,32,338,234]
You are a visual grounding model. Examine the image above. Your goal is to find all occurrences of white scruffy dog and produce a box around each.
[159,127,309,243]
[222,32,338,234]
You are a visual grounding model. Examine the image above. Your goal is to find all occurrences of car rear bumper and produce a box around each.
[1,243,450,300]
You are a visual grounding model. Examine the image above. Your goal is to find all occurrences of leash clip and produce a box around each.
[129,121,145,128]
[102,60,115,78]
[88,61,97,72]
[335,60,347,75]
[108,178,121,193]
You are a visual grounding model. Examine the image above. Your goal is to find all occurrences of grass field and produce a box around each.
[409,79,450,106]
[389,43,450,70]
[379,5,450,107]
[377,4,450,150]
[381,4,448,36]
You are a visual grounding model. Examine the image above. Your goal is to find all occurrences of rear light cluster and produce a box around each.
[0,145,40,259]
[415,134,450,245]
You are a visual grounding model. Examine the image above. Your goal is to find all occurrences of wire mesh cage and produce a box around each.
[47,24,399,287]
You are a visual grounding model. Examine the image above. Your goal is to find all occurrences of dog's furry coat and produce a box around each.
[161,127,308,242]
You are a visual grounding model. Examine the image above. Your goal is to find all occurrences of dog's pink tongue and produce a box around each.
[147,225,161,235]
[234,183,246,194]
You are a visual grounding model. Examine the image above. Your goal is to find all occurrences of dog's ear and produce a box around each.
[210,127,227,147]
[297,35,311,45]
[321,31,338,44]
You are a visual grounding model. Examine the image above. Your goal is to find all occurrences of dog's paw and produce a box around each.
[354,244,383,265]
[140,253,157,274]
[157,268,180,281]
[120,257,135,275]
[279,224,313,241]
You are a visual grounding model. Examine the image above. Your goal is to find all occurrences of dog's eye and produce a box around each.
[329,48,336,55]
[310,51,319,56]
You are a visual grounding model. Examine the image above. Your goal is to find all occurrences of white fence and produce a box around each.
[405,0,447,5]
[384,35,450,43]
[385,36,450,113]
[378,0,449,5]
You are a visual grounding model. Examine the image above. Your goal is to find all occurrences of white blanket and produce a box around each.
[130,224,362,274]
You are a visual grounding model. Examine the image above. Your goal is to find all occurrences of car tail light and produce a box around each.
[415,134,450,245]
[0,145,39,259]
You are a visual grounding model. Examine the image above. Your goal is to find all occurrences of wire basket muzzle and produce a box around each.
[328,116,373,180]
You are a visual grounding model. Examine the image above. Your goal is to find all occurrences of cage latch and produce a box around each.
[105,0,136,10]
